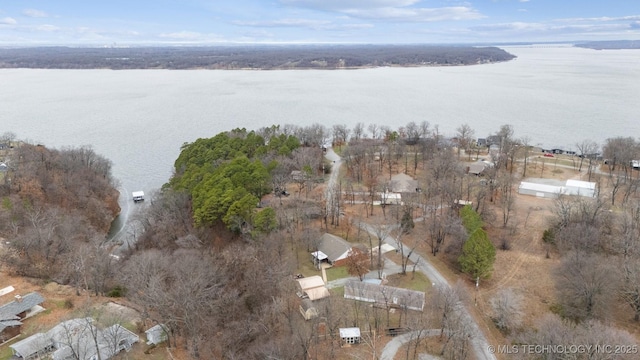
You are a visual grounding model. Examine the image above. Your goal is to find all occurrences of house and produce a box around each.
[466,160,494,176]
[12,318,139,360]
[380,192,402,205]
[339,327,361,345]
[344,280,425,311]
[390,173,418,193]
[145,324,169,345]
[296,276,330,301]
[0,162,7,172]
[311,233,353,267]
[467,161,486,176]
[9,333,53,360]
[0,292,45,343]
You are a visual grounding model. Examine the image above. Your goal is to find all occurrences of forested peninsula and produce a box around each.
[0,45,516,70]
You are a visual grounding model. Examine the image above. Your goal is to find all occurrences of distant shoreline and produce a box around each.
[0,45,516,70]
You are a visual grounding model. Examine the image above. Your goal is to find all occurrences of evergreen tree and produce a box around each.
[459,228,496,280]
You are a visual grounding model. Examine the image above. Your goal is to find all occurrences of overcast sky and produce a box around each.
[1,0,640,45]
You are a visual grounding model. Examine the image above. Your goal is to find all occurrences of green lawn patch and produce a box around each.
[326,266,349,282]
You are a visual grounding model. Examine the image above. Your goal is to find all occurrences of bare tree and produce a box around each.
[369,223,391,279]
[490,287,523,332]
[352,122,365,141]
[619,256,640,321]
[575,139,599,172]
[555,251,618,320]
[455,124,475,160]
[332,124,350,149]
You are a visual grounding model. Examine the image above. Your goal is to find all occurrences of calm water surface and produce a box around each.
[1,45,639,234]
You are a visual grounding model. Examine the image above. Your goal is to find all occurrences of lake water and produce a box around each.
[2,45,639,231]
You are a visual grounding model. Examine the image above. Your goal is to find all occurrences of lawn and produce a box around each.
[326,266,350,282]
[295,247,323,277]
[386,271,432,292]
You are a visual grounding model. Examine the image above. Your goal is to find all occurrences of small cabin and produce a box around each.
[132,191,145,202]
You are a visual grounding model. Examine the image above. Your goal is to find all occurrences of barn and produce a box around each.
[564,179,596,197]
[518,182,563,198]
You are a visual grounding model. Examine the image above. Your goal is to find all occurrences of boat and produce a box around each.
[132,191,144,202]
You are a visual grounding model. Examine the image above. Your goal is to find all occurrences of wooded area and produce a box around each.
[2,123,640,359]
[0,45,516,70]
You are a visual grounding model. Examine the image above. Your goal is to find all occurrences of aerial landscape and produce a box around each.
[1,1,640,360]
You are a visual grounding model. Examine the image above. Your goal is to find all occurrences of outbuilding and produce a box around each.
[145,324,169,345]
[339,327,361,345]
[564,179,596,197]
[296,275,330,301]
[518,182,563,198]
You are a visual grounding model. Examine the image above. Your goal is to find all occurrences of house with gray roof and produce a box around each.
[0,292,45,343]
[311,233,353,267]
[10,317,139,360]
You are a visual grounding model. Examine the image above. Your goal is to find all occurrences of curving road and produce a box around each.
[324,146,496,360]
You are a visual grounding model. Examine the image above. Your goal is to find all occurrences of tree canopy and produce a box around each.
[169,127,299,232]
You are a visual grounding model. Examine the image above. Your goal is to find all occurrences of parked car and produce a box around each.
[544,153,554,157]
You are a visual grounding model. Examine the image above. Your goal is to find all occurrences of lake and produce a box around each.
[1,45,639,233]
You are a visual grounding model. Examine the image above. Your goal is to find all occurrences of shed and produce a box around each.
[371,243,395,255]
[145,324,169,345]
[299,299,319,320]
[339,327,361,345]
[312,233,352,267]
[296,275,330,301]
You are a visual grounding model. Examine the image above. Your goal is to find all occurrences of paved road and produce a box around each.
[324,147,496,360]
[361,223,496,360]
[380,330,443,360]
